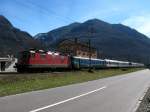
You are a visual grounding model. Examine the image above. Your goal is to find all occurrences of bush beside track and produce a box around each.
[0,68,144,97]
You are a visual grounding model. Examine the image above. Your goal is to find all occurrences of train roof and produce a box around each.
[105,59,144,65]
[73,56,104,61]
[104,59,129,63]
[28,50,61,56]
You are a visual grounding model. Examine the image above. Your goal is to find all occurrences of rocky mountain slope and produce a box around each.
[0,15,42,56]
[36,19,150,64]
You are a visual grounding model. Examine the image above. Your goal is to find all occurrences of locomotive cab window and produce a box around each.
[30,53,35,58]
[19,51,30,60]
[40,53,46,59]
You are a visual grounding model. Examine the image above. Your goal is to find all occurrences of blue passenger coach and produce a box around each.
[72,56,106,69]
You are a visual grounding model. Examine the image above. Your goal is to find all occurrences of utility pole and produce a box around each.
[88,26,94,73]
[88,39,92,72]
[74,38,78,56]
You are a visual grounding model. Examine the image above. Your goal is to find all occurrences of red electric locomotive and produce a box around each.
[15,50,71,72]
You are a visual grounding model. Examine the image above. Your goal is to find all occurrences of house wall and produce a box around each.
[57,41,97,58]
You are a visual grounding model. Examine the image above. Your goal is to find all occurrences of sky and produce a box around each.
[0,0,150,37]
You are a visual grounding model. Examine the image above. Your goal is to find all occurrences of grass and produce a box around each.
[0,68,144,97]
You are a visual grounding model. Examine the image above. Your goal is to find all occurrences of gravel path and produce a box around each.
[136,88,150,112]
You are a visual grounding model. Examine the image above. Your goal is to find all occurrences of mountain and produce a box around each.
[36,19,150,64]
[0,15,42,56]
[35,22,81,49]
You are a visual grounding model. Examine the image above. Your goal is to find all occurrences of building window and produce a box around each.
[78,51,81,55]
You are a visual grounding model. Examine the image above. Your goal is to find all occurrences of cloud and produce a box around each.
[122,15,150,37]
